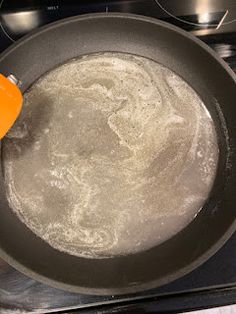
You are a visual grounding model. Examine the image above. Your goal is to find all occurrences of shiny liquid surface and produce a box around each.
[3,53,219,258]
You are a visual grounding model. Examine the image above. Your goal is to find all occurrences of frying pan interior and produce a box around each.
[0,14,236,295]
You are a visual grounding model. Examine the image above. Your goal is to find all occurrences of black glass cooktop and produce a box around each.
[1,1,236,313]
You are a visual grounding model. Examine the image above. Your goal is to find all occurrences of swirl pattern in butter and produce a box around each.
[3,53,219,258]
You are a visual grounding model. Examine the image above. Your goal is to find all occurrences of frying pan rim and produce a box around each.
[0,12,236,83]
[0,12,236,295]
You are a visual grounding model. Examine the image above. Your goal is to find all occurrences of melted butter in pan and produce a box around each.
[3,53,219,258]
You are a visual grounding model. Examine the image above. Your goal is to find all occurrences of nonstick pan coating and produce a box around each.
[0,13,236,295]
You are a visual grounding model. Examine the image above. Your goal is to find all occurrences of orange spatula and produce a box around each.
[0,74,23,139]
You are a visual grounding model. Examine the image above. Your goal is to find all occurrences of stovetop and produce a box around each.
[1,1,236,313]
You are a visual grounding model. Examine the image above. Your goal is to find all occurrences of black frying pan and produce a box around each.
[0,13,236,295]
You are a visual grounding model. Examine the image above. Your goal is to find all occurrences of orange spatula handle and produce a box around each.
[0,74,23,139]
